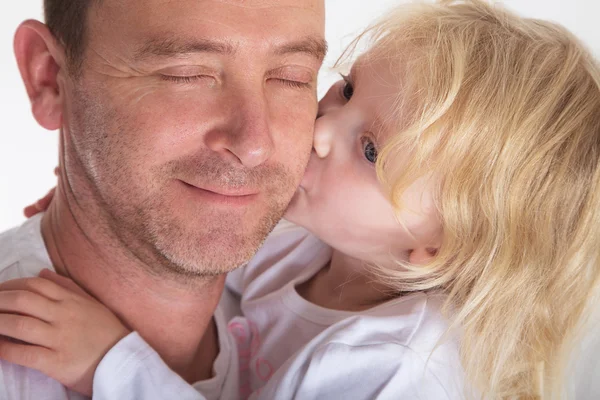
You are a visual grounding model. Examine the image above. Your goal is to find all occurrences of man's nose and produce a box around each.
[205,91,274,169]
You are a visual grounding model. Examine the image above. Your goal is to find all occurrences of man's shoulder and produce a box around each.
[0,214,52,282]
[0,360,87,400]
[0,221,22,268]
[0,217,87,400]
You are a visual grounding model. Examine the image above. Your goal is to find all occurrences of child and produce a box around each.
[2,1,600,398]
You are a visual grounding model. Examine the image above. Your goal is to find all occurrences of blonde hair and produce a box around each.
[345,1,600,398]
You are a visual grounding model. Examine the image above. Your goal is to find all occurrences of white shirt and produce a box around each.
[568,303,600,399]
[97,221,466,399]
[0,214,238,400]
[226,221,465,399]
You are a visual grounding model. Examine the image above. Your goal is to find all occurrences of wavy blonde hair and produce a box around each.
[344,1,600,398]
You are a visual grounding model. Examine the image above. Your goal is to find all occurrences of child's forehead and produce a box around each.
[352,49,406,82]
[351,51,380,72]
[353,53,407,100]
[351,52,415,145]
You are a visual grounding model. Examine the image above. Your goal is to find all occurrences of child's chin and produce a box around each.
[283,189,308,224]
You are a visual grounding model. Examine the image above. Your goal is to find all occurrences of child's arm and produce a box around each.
[0,269,129,396]
[92,331,210,400]
[0,270,208,400]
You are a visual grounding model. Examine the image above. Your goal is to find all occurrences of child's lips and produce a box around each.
[299,150,320,191]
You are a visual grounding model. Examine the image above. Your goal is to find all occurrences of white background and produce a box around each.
[1,0,599,231]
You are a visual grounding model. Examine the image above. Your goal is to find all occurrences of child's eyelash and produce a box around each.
[339,73,352,84]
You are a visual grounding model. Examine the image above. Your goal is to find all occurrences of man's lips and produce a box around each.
[178,180,259,205]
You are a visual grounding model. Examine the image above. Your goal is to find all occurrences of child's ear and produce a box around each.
[408,246,438,265]
[14,20,66,131]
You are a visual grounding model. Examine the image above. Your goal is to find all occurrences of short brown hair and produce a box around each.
[44,0,96,72]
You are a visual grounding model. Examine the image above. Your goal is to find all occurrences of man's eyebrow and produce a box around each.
[274,37,328,61]
[134,36,327,62]
[134,37,235,59]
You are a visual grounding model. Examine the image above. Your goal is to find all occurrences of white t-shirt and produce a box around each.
[568,303,600,399]
[97,221,466,399]
[0,214,238,400]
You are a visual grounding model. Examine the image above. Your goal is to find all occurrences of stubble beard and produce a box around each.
[66,86,299,280]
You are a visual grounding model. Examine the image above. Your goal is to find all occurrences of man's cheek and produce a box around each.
[98,75,165,106]
[286,107,317,140]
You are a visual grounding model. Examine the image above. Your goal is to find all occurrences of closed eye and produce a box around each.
[269,78,312,90]
[160,75,207,84]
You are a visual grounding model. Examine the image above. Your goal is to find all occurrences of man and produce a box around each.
[0,0,326,398]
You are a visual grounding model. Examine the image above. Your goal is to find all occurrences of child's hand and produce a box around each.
[23,187,55,218]
[23,166,58,218]
[0,269,131,396]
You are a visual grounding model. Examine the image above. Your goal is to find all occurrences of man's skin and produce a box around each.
[12,0,325,383]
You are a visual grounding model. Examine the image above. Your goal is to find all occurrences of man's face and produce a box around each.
[61,0,325,276]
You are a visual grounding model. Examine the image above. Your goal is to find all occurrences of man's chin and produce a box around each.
[153,216,282,276]
[154,236,256,277]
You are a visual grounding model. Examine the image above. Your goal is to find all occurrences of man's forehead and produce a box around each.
[209,0,323,8]
[95,0,325,29]
[87,0,326,64]
[100,0,323,12]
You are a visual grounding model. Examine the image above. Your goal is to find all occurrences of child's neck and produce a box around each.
[297,250,393,312]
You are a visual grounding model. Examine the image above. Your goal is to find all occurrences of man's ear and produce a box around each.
[14,20,66,131]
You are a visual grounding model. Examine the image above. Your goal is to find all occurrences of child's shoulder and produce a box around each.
[0,214,50,281]
[322,294,460,381]
[320,293,463,396]
[325,292,455,351]
[262,293,464,399]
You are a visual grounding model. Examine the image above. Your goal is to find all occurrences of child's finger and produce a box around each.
[23,187,56,218]
[38,269,92,299]
[0,336,54,373]
[23,204,43,218]
[0,313,54,348]
[0,290,58,323]
[0,277,67,301]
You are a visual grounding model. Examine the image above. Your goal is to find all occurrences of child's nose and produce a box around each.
[313,116,335,158]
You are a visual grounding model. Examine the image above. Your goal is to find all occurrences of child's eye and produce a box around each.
[342,81,354,100]
[361,137,378,163]
[339,74,354,100]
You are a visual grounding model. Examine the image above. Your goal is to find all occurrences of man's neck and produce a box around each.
[40,187,225,383]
